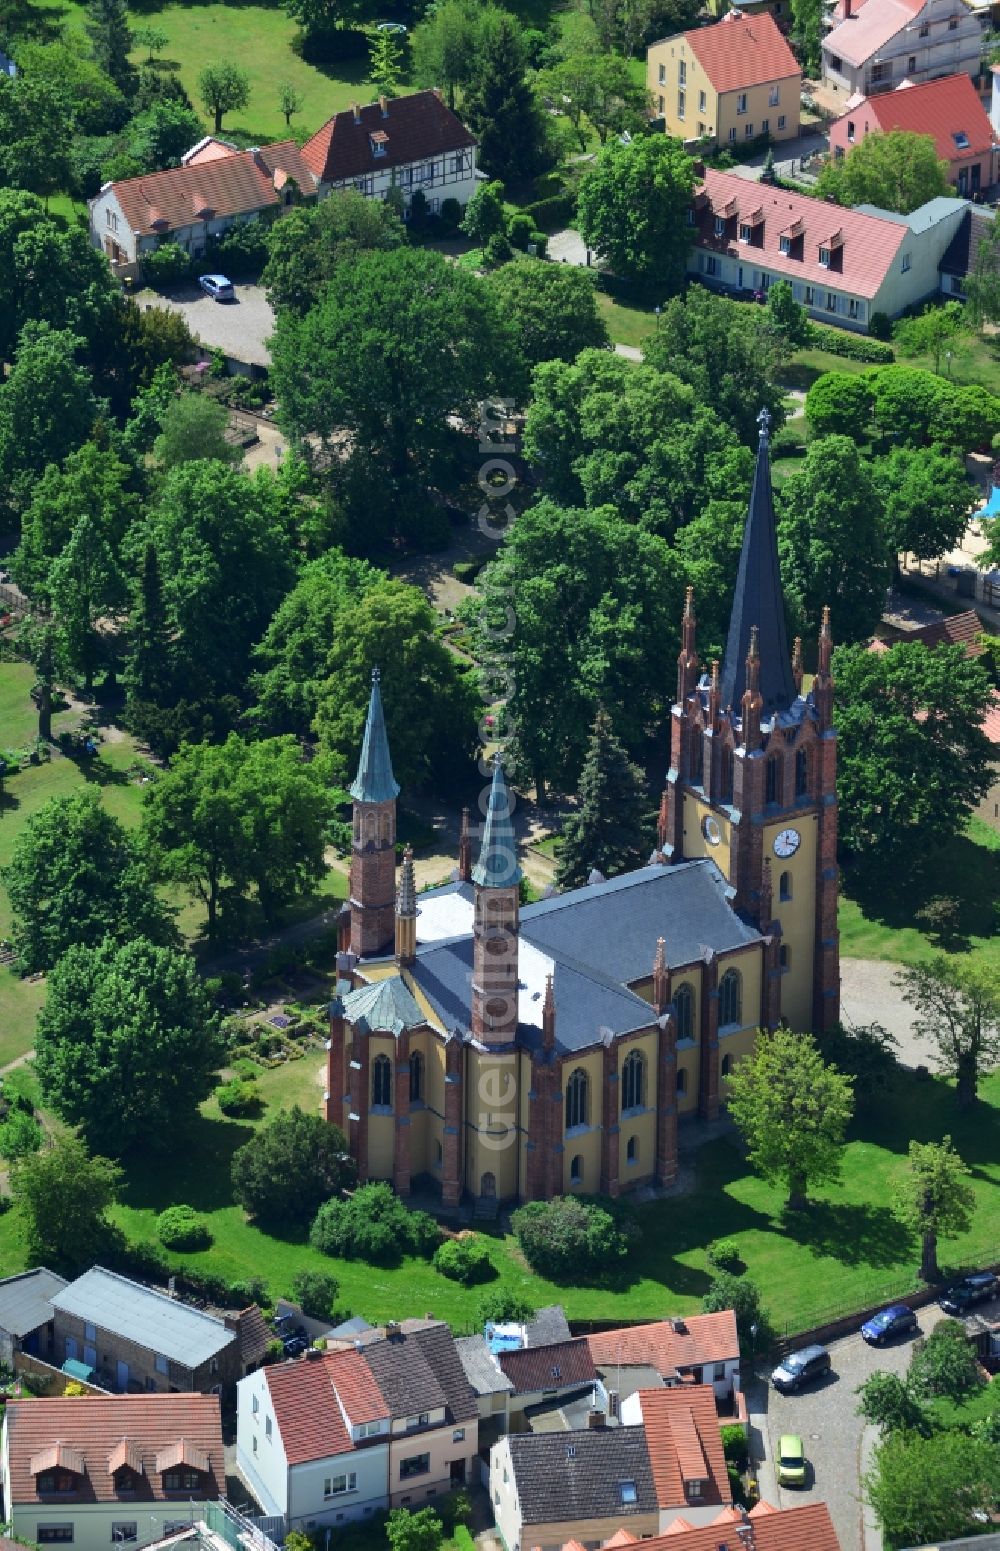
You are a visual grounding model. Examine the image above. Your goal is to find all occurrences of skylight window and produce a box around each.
[953,131,970,149]
[619,1481,638,1505]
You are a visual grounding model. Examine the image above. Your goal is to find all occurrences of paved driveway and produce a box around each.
[747,1307,948,1551]
[137,281,276,366]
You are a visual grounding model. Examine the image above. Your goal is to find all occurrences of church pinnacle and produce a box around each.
[472,753,522,889]
[719,407,796,719]
[350,667,400,804]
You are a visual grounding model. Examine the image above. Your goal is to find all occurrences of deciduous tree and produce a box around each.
[0,190,118,365]
[577,134,696,295]
[0,71,72,200]
[724,1028,854,1210]
[909,1318,983,1400]
[817,129,950,214]
[832,642,995,874]
[153,393,241,469]
[0,323,99,515]
[386,1509,444,1551]
[539,52,648,148]
[856,1372,930,1437]
[231,1106,355,1228]
[48,514,124,692]
[410,0,483,109]
[35,937,222,1156]
[894,960,1000,1110]
[893,1137,976,1282]
[4,789,170,974]
[872,445,973,561]
[894,301,966,374]
[278,81,304,126]
[15,441,142,600]
[804,371,874,439]
[9,1134,123,1275]
[197,61,250,133]
[554,707,648,888]
[644,286,786,442]
[262,188,404,315]
[777,436,888,644]
[865,1431,1000,1548]
[368,27,403,97]
[486,260,608,367]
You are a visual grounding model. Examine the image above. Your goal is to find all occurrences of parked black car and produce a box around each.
[771,1344,832,1393]
[939,1272,999,1315]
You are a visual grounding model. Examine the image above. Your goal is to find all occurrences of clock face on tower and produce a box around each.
[773,828,801,859]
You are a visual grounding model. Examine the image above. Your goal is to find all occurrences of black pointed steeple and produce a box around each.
[719,408,796,719]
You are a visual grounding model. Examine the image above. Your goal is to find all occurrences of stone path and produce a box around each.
[839,956,928,1070]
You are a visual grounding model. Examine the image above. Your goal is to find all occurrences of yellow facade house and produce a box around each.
[647,11,800,148]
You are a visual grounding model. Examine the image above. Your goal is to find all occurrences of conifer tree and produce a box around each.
[462,11,549,183]
[124,542,173,727]
[85,0,135,94]
[555,707,647,890]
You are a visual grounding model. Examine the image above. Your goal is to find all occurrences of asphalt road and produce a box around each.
[747,1306,948,1551]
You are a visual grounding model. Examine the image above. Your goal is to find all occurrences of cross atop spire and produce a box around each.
[472,753,522,889]
[719,407,796,719]
[349,666,400,804]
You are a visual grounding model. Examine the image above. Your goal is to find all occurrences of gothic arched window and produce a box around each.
[565,1068,589,1130]
[371,1054,392,1108]
[626,1136,638,1164]
[720,745,734,805]
[676,1067,687,1096]
[690,729,704,786]
[570,1154,583,1185]
[719,969,742,1029]
[721,1053,732,1077]
[674,983,694,1042]
[409,1051,423,1104]
[621,1050,645,1112]
[795,748,809,798]
[765,754,781,806]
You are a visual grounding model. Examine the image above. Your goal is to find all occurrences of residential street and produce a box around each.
[747,1307,949,1551]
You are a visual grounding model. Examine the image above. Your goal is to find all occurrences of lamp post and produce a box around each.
[749,1321,758,1377]
[654,305,661,331]
[945,349,953,378]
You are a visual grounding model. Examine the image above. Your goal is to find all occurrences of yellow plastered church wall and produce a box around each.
[764,812,818,1032]
[367,1034,396,1180]
[465,1047,521,1200]
[561,1047,604,1194]
[719,1025,757,1098]
[682,795,733,877]
[617,1030,659,1186]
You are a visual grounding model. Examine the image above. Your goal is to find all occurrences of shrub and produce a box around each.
[440,197,462,230]
[229,1277,269,1307]
[216,1078,262,1117]
[156,1205,212,1252]
[807,322,894,363]
[769,424,807,459]
[707,1238,743,1272]
[291,1268,339,1321]
[477,1288,535,1325]
[508,212,535,251]
[703,1272,773,1352]
[433,1235,494,1285]
[484,232,513,268]
[231,1107,355,1229]
[511,1195,632,1280]
[869,311,893,341]
[143,243,192,288]
[721,1423,749,1466]
[520,191,577,231]
[232,1057,261,1081]
[439,1491,473,1533]
[310,1182,440,1265]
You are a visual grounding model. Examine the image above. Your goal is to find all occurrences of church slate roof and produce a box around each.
[519,861,761,984]
[472,755,521,888]
[719,413,796,718]
[349,669,399,804]
[342,976,424,1037]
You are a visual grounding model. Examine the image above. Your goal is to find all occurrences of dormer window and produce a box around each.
[714,214,726,236]
[779,235,791,255]
[739,222,752,242]
[164,1470,202,1492]
[819,245,831,266]
[37,1472,79,1496]
[369,130,388,158]
[685,1479,705,1500]
[953,131,970,149]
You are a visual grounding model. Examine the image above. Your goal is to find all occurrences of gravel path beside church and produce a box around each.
[839,957,929,1070]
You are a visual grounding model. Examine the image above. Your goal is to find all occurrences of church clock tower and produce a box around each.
[660,410,839,1032]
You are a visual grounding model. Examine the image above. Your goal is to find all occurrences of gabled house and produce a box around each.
[300,91,478,214]
[585,1312,741,1401]
[822,0,984,101]
[830,74,997,196]
[490,1385,732,1551]
[551,1500,842,1551]
[647,12,801,148]
[235,1318,478,1532]
[89,140,316,268]
[689,166,969,329]
[49,1266,255,1396]
[497,1338,600,1422]
[0,1268,67,1366]
[1,1393,224,1551]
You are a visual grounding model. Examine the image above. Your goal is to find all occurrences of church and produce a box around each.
[326,411,840,1207]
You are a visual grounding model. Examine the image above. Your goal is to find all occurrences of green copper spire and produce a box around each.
[349,667,400,804]
[472,753,521,888]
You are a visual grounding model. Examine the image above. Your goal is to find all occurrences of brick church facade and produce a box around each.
[326,411,840,1206]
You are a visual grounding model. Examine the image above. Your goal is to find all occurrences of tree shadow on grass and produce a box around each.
[842,832,999,947]
[67,750,130,789]
[782,1200,914,1269]
[120,1112,255,1215]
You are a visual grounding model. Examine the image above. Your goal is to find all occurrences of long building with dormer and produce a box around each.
[326,412,839,1208]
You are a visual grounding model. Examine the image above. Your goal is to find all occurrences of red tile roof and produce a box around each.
[109,141,317,238]
[693,167,907,299]
[637,1387,729,1509]
[684,12,799,94]
[301,90,476,186]
[872,609,985,657]
[825,0,926,70]
[264,1349,389,1467]
[983,690,1000,745]
[586,1312,738,1380]
[5,1395,224,1506]
[834,74,996,164]
[574,1502,841,1551]
[498,1337,597,1394]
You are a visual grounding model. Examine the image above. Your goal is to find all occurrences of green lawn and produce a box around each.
[839,818,999,973]
[780,345,876,389]
[596,292,654,352]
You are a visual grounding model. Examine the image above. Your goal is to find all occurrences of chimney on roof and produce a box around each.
[588,1408,607,1429]
[351,102,361,124]
[671,1317,688,1334]
[379,94,388,118]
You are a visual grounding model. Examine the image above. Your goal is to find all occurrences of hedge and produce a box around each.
[518,191,577,232]
[807,323,894,364]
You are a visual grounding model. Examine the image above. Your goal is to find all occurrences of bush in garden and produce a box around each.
[291,1268,339,1321]
[156,1204,212,1252]
[143,243,192,288]
[707,1237,743,1272]
[510,1195,631,1280]
[433,1235,494,1285]
[216,1078,262,1116]
[310,1181,440,1265]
